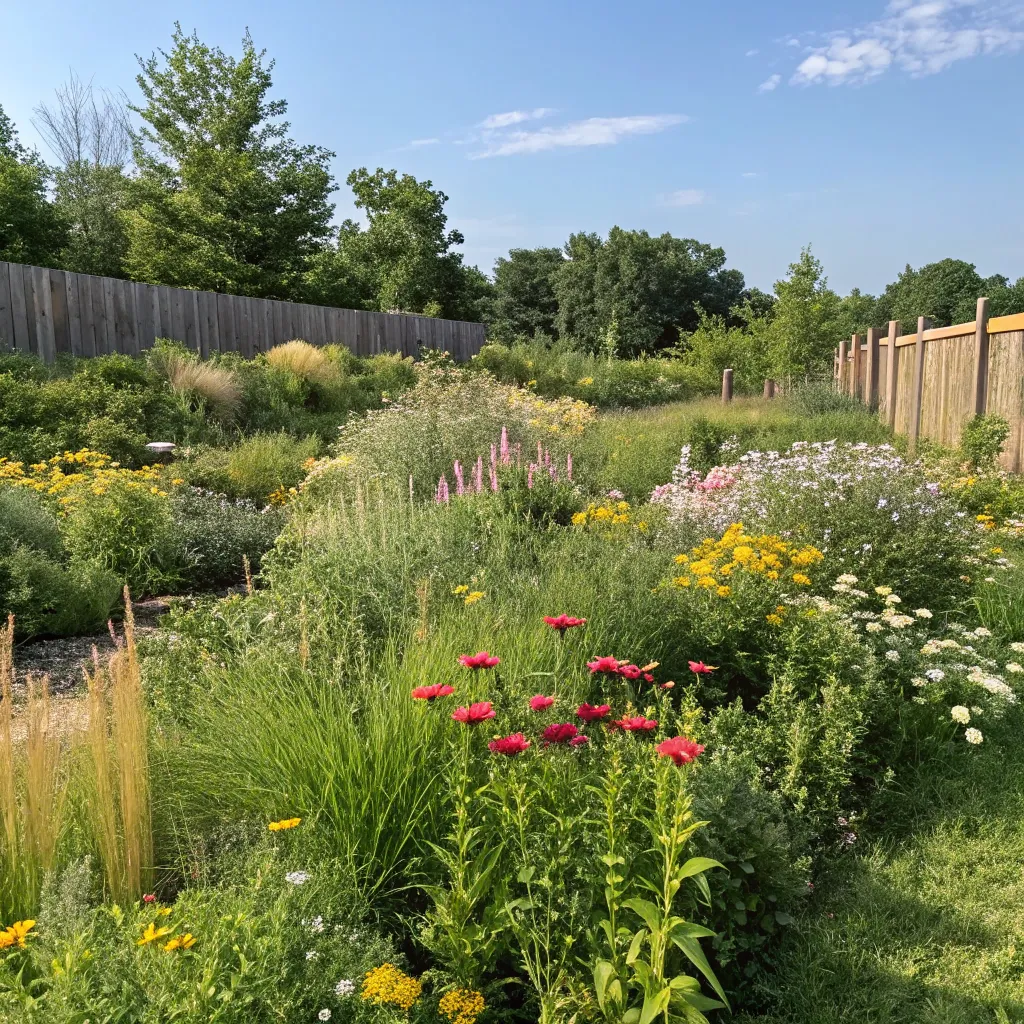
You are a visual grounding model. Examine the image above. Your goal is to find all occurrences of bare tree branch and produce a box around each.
[33,70,131,168]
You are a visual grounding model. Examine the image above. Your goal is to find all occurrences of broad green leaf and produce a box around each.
[638,986,672,1024]
[670,934,729,1007]
[623,897,663,933]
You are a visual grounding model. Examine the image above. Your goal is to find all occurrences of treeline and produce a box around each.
[2,25,1023,382]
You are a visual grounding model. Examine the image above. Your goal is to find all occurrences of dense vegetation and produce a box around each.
[2,355,1023,1022]
[4,27,1024,391]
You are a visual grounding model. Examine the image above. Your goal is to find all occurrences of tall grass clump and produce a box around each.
[265,339,340,385]
[159,347,241,422]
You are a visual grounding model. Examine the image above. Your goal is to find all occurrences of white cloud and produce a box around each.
[408,137,440,146]
[742,171,758,178]
[479,108,554,129]
[791,0,1024,85]
[758,73,782,91]
[472,114,687,158]
[664,189,706,207]
[745,48,760,56]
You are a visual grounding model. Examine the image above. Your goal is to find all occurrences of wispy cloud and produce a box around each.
[408,137,440,147]
[742,171,759,178]
[758,73,782,92]
[745,48,760,56]
[790,0,1024,85]
[663,188,706,207]
[472,114,686,158]
[479,108,555,130]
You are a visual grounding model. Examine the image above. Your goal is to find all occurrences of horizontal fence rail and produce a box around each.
[833,299,1024,471]
[0,260,487,363]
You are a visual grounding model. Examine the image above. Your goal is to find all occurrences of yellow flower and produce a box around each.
[673,576,691,587]
[0,920,35,948]
[791,573,812,586]
[157,907,172,916]
[268,817,301,832]
[577,377,594,386]
[439,988,486,1024]
[716,585,732,598]
[697,576,717,589]
[138,923,172,946]
[464,591,485,606]
[171,478,184,485]
[766,614,783,626]
[361,964,423,1011]
[163,933,196,952]
[452,584,469,595]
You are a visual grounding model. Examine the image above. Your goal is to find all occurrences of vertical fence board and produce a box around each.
[0,263,16,351]
[65,274,84,356]
[29,265,56,361]
[49,269,70,355]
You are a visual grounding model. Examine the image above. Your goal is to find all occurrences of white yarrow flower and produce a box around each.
[973,627,992,637]
[914,608,932,619]
[875,586,893,596]
[884,594,901,605]
[1010,642,1024,654]
[335,979,356,997]
[306,950,319,961]
[965,727,983,745]
[925,669,945,681]
[319,1009,332,1021]
[885,650,901,662]
[286,871,310,885]
[837,574,859,585]
[950,705,970,724]
[1006,662,1023,674]
[866,622,884,633]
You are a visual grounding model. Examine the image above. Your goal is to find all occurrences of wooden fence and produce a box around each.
[0,260,487,363]
[833,298,1024,471]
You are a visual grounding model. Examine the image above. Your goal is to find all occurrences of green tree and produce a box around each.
[33,73,132,278]
[0,104,67,266]
[490,246,564,340]
[765,246,842,379]
[874,259,983,328]
[123,25,336,299]
[554,227,744,356]
[834,287,878,339]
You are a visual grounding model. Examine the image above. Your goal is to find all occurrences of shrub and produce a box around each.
[959,413,1011,470]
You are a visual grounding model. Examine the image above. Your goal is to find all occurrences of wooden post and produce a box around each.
[907,316,931,454]
[721,367,733,403]
[850,333,863,399]
[837,339,848,392]
[763,378,775,399]
[884,320,900,428]
[970,296,990,416]
[865,327,880,409]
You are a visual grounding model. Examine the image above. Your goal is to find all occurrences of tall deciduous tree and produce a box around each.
[554,228,744,356]
[490,247,564,340]
[0,104,67,267]
[123,25,336,299]
[874,258,984,328]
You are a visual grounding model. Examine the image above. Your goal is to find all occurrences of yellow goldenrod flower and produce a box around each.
[361,964,422,1011]
[716,585,732,598]
[163,933,196,952]
[766,614,784,626]
[464,591,485,606]
[791,573,812,586]
[138,923,172,946]
[439,988,486,1024]
[451,585,469,595]
[268,817,302,832]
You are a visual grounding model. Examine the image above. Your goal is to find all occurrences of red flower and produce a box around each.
[587,656,621,675]
[656,736,705,765]
[542,722,580,744]
[618,663,642,681]
[688,660,718,674]
[576,703,611,722]
[543,615,587,631]
[452,702,496,724]
[530,694,555,711]
[489,732,532,756]
[142,894,156,904]
[642,672,655,683]
[411,684,455,701]
[614,716,658,733]
[460,651,501,670]
[569,735,589,747]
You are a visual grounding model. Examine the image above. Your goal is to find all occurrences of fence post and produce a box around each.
[884,320,900,428]
[837,340,848,392]
[971,296,990,416]
[850,333,863,399]
[763,378,775,399]
[865,327,880,409]
[907,316,931,454]
[722,367,733,403]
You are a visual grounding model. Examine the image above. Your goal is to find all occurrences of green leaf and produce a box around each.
[670,933,729,1008]
[677,857,724,880]
[626,929,647,965]
[638,986,672,1024]
[622,897,663,934]
[593,960,616,1013]
[517,865,535,884]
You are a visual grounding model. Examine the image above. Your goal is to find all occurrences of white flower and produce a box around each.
[319,1009,332,1021]
[885,650,901,662]
[837,574,859,585]
[866,621,884,633]
[832,583,851,593]
[1010,642,1024,653]
[286,871,310,885]
[335,980,356,997]
[973,627,992,637]
[920,642,941,656]
[965,727,984,745]
[306,950,319,961]
[884,594,902,605]
[885,614,915,629]
[1007,663,1024,674]
[309,915,325,933]
[911,677,927,687]
[914,608,932,619]
[875,586,893,596]
[950,705,971,724]
[925,669,945,682]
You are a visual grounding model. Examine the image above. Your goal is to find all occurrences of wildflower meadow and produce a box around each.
[1,345,1024,1024]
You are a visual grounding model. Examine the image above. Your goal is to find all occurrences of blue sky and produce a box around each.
[2,0,1023,293]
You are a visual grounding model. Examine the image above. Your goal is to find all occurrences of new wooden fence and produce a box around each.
[0,260,487,363]
[833,298,1024,471]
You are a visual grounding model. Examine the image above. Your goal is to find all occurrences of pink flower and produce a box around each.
[454,460,465,496]
[530,694,555,711]
[569,734,589,747]
[489,466,498,492]
[435,475,450,503]
[588,656,621,676]
[452,702,496,724]
[489,732,531,756]
[614,716,658,733]
[576,703,611,722]
[459,651,500,670]
[542,722,580,744]
[618,663,642,681]
[500,426,510,465]
[660,681,675,690]
[688,661,718,675]
[566,453,573,482]
[543,615,587,632]
[411,684,455,701]
[528,464,535,489]
[656,736,705,765]
[473,457,483,493]
[142,893,156,904]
